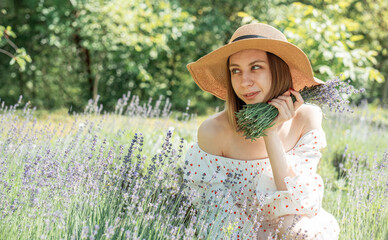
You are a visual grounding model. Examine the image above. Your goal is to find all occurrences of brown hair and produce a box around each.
[226,52,293,131]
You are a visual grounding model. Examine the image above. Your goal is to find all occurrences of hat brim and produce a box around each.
[187,38,321,100]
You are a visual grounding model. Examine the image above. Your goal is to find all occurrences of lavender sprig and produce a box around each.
[236,77,365,140]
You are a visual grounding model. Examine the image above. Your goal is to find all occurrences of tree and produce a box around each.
[0,0,196,111]
[0,0,386,113]
[0,25,31,71]
[295,0,388,105]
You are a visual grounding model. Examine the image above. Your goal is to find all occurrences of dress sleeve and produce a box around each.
[183,145,256,239]
[261,129,327,219]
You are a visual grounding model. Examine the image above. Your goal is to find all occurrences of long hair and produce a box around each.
[226,52,293,131]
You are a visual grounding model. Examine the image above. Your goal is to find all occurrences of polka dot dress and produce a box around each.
[183,129,339,240]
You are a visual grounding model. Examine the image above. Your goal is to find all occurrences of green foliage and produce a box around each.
[0,0,387,113]
[238,1,386,104]
[69,0,197,110]
[9,48,31,71]
[236,103,277,140]
[0,25,32,71]
[0,0,198,112]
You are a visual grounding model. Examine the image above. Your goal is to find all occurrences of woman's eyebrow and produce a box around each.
[229,60,266,67]
[250,60,266,65]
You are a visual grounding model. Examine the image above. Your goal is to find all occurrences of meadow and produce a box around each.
[0,95,387,240]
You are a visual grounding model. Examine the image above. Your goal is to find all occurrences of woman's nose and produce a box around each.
[241,73,254,87]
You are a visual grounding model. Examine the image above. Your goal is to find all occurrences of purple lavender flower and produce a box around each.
[236,76,365,140]
[297,77,364,113]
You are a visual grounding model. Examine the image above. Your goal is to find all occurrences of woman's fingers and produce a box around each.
[269,99,292,120]
[276,95,294,115]
[277,89,305,112]
[270,100,291,119]
[289,89,304,110]
[290,89,304,103]
[266,89,305,131]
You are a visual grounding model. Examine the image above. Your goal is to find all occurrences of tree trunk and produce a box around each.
[73,33,94,101]
[83,46,94,100]
[382,78,388,107]
[93,73,100,101]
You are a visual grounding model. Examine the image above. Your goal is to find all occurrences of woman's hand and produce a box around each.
[264,89,304,134]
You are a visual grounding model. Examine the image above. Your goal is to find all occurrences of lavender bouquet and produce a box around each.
[236,77,364,140]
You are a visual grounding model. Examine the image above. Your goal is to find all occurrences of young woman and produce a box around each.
[183,23,339,239]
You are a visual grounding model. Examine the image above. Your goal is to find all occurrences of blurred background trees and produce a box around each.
[1,0,387,114]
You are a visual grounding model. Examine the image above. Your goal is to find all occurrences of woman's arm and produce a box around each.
[263,131,296,190]
[263,89,322,190]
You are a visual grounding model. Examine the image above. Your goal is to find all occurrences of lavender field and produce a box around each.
[0,96,387,240]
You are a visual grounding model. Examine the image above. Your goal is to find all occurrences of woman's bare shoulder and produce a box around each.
[295,104,323,133]
[197,110,229,155]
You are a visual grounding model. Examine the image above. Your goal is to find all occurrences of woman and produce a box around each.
[183,23,339,239]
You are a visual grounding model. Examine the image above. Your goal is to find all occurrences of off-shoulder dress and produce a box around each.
[183,129,339,240]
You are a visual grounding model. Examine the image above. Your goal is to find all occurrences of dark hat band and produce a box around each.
[231,34,267,42]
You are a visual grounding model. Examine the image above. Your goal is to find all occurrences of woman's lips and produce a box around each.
[243,91,260,100]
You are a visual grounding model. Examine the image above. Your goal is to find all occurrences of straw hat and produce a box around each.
[187,23,322,100]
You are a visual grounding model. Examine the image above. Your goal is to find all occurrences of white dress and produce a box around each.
[183,129,339,240]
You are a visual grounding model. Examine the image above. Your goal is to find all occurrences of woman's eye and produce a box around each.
[231,69,240,74]
[252,65,261,70]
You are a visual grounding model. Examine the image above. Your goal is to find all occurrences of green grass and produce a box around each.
[319,105,387,240]
[0,104,387,239]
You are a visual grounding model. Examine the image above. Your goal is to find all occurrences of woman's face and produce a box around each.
[229,49,272,104]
